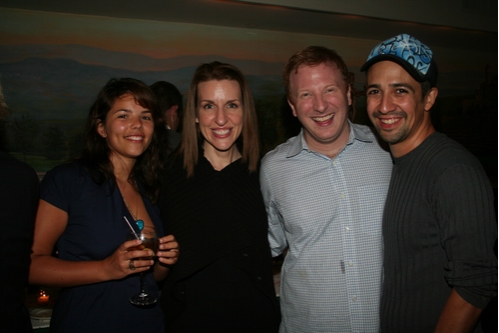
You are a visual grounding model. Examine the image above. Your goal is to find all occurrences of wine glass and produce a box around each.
[128,225,159,306]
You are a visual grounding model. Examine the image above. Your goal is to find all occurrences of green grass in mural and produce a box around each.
[9,152,64,173]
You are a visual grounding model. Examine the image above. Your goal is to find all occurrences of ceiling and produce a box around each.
[235,0,497,32]
[0,0,497,53]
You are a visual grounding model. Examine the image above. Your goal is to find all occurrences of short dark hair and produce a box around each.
[181,61,260,177]
[420,80,432,100]
[80,77,167,202]
[150,81,183,117]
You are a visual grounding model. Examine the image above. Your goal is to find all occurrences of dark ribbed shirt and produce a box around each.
[381,132,497,332]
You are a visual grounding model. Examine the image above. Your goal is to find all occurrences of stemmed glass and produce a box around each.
[128,225,159,306]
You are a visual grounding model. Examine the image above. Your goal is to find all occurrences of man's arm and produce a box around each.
[259,164,287,257]
[435,161,497,332]
[434,288,483,333]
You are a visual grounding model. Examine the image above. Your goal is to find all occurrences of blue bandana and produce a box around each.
[361,33,438,87]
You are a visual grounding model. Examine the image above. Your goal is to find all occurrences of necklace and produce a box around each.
[121,190,144,231]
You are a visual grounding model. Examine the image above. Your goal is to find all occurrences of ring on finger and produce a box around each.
[129,259,135,270]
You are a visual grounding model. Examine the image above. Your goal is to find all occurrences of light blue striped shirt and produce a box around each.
[260,123,392,333]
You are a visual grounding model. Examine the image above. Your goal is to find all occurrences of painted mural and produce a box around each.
[0,8,496,183]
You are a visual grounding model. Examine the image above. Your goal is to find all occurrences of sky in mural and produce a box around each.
[2,8,495,74]
[1,8,366,66]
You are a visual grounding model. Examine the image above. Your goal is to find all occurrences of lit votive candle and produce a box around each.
[38,290,49,305]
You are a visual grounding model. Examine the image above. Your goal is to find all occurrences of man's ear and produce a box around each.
[347,85,352,106]
[288,99,298,117]
[424,87,438,112]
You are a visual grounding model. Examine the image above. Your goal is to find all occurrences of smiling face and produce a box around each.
[365,60,438,157]
[288,62,352,156]
[196,79,243,157]
[97,93,154,165]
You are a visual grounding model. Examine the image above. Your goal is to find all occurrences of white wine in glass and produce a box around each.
[128,226,159,306]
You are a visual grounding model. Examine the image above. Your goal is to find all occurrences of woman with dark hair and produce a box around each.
[159,62,280,332]
[29,78,179,332]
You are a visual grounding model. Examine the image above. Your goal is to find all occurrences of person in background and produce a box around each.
[0,81,39,333]
[29,78,179,333]
[159,61,280,333]
[150,81,183,151]
[260,46,393,332]
[361,33,497,332]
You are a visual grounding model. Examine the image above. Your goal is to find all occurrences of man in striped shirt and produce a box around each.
[260,46,392,332]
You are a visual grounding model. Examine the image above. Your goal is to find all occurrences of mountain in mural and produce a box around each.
[0,56,283,120]
[0,44,285,74]
[1,43,493,121]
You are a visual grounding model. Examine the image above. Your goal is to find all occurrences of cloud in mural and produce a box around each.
[0,8,355,64]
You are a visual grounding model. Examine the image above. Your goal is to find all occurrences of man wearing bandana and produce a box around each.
[362,34,497,332]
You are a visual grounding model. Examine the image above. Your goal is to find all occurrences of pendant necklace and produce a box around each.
[121,190,144,231]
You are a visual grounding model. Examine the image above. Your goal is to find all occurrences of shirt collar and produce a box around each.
[286,120,374,158]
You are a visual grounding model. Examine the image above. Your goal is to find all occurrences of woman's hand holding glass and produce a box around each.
[101,238,155,280]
